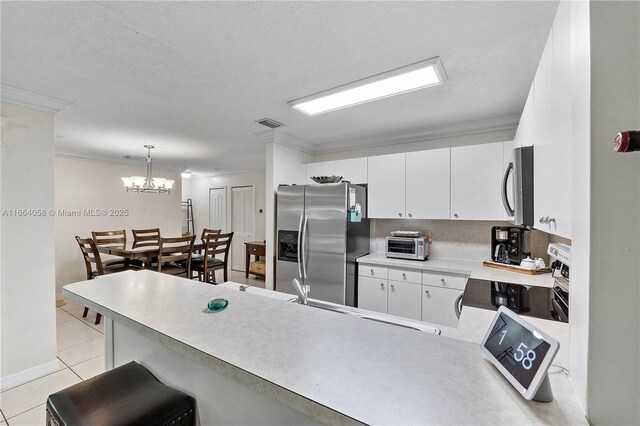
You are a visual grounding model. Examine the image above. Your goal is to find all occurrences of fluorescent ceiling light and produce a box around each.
[289,56,446,116]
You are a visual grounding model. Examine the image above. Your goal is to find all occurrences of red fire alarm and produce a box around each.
[613,131,640,152]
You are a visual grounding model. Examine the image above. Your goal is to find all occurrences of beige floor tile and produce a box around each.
[5,404,45,426]
[57,335,104,366]
[56,319,103,352]
[227,270,265,288]
[65,307,104,333]
[58,299,83,313]
[70,356,105,381]
[55,308,75,325]
[0,369,80,419]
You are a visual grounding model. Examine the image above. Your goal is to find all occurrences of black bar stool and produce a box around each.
[46,361,195,426]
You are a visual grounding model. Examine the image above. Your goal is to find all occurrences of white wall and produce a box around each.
[584,1,639,423]
[54,156,182,295]
[312,129,516,162]
[182,170,266,240]
[264,131,312,290]
[568,0,591,414]
[1,103,57,386]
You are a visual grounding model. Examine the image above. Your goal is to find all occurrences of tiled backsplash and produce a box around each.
[371,219,553,262]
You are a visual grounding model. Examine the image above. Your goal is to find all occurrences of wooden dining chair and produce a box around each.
[75,236,130,324]
[91,230,136,268]
[157,235,195,278]
[191,232,234,284]
[192,228,222,262]
[132,228,161,248]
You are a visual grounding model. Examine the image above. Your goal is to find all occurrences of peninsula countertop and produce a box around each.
[357,253,555,287]
[63,270,584,425]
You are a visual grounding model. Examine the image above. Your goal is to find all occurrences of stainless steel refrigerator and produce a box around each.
[276,183,370,306]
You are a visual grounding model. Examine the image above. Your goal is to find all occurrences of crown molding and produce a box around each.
[312,115,519,154]
[257,129,315,154]
[55,150,181,173]
[191,168,266,179]
[1,84,71,113]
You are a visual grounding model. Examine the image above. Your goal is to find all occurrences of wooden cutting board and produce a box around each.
[483,260,552,275]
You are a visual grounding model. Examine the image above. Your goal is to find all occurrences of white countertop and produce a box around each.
[358,253,555,288]
[64,270,585,425]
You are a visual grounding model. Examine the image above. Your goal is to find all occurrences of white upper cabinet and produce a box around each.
[525,2,572,238]
[450,142,505,220]
[405,148,450,219]
[334,157,368,184]
[367,153,406,219]
[306,161,334,184]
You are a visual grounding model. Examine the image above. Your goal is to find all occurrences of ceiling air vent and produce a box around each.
[255,118,284,129]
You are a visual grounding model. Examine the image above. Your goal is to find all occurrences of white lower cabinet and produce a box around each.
[387,280,422,321]
[358,276,388,314]
[359,263,467,327]
[421,286,463,328]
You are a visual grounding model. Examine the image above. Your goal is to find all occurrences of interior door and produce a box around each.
[209,188,226,231]
[230,186,255,272]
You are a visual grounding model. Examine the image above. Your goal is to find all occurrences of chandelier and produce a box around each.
[121,145,175,194]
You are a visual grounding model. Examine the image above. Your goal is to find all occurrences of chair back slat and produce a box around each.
[200,228,221,243]
[132,228,161,248]
[92,230,126,248]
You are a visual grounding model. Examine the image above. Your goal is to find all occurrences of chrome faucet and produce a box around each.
[291,279,310,305]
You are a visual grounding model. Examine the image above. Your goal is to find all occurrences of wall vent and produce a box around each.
[255,118,284,129]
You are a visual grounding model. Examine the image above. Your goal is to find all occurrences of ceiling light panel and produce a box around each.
[289,57,447,116]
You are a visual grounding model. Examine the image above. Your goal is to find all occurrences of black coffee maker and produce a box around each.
[491,226,531,265]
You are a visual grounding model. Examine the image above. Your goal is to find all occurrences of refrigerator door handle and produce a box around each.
[301,214,309,279]
[297,214,304,280]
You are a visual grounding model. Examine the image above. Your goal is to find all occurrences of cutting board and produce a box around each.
[483,260,552,275]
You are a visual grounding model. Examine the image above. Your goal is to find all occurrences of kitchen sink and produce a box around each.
[287,298,441,335]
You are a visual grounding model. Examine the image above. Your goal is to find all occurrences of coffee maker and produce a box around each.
[491,226,531,265]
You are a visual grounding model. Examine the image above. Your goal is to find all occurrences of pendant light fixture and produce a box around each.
[121,145,175,194]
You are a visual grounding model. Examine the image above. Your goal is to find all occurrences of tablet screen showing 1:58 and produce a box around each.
[483,312,551,389]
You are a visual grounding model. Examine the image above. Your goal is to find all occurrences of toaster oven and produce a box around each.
[385,237,429,260]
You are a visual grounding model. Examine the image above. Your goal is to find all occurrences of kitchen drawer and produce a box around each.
[422,271,467,290]
[388,267,422,284]
[359,264,388,280]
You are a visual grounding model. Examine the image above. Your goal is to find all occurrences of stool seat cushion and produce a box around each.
[47,361,194,426]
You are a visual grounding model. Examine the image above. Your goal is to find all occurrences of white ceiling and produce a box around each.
[1,1,558,174]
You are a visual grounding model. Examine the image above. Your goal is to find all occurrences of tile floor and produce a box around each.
[0,271,264,425]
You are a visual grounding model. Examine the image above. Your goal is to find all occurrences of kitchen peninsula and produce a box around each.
[63,270,585,425]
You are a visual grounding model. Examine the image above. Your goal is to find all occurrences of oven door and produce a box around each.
[386,238,418,259]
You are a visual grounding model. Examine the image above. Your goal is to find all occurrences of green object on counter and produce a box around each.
[207,298,228,312]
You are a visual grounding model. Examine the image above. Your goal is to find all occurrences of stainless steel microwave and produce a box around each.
[385,237,429,260]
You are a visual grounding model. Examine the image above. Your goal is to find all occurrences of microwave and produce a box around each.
[385,237,429,261]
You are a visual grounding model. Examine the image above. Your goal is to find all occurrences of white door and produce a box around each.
[357,276,388,314]
[209,188,226,232]
[387,281,422,321]
[405,148,451,219]
[230,186,255,272]
[421,285,463,328]
[450,142,505,220]
[367,153,406,219]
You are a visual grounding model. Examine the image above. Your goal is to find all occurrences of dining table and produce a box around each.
[96,241,206,267]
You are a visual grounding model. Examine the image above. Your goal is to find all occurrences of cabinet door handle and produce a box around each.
[402,273,406,278]
[440,278,445,285]
[398,212,403,217]
[371,269,374,275]
[408,213,412,218]
[390,284,395,290]
[453,213,459,218]
[380,283,384,288]
[425,290,430,296]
